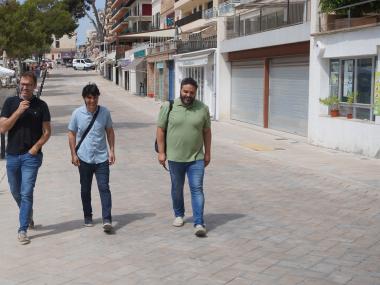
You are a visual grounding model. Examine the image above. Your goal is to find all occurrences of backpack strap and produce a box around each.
[75,106,100,153]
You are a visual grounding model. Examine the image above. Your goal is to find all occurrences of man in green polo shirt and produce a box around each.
[156,77,212,237]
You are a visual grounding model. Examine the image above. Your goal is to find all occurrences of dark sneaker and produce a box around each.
[84,217,93,227]
[103,222,113,233]
[194,225,207,237]
[18,231,30,245]
[28,219,35,230]
[29,209,34,229]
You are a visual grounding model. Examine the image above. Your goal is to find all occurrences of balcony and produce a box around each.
[226,0,309,39]
[318,0,380,33]
[111,4,129,20]
[147,40,177,55]
[176,36,216,54]
[111,13,129,33]
[176,11,202,27]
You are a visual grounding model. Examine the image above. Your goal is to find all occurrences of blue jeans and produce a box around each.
[168,160,205,226]
[6,153,43,233]
[78,160,112,222]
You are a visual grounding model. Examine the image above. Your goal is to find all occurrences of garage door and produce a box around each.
[269,57,309,136]
[231,61,264,126]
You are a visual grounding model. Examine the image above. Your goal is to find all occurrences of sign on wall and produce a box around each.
[374,71,380,116]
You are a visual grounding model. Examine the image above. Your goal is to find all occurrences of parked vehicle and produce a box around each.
[65,60,73,68]
[84,58,96,70]
[72,58,92,70]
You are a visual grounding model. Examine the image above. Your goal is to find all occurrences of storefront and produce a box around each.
[146,52,175,102]
[228,42,310,136]
[174,48,217,118]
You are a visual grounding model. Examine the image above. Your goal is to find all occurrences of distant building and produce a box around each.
[44,34,77,63]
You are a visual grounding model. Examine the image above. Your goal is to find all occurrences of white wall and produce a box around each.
[217,17,231,120]
[309,26,380,157]
[221,22,310,53]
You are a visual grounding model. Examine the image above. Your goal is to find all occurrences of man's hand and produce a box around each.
[204,153,211,167]
[28,145,39,156]
[109,151,115,165]
[71,154,80,166]
[17,100,30,115]
[158,153,167,168]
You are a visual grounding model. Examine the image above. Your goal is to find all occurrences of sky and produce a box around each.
[76,0,105,45]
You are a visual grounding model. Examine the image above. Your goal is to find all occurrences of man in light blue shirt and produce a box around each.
[68,83,115,233]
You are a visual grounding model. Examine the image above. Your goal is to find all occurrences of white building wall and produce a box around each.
[221,22,310,53]
[217,17,231,120]
[309,7,380,158]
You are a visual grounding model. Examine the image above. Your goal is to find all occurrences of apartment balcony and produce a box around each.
[119,24,153,35]
[111,0,123,10]
[176,36,216,54]
[111,4,129,21]
[174,0,191,11]
[176,11,203,27]
[226,0,309,39]
[147,40,177,55]
[111,13,130,33]
[318,0,380,33]
[127,15,152,22]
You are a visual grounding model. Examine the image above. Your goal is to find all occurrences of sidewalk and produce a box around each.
[0,68,379,285]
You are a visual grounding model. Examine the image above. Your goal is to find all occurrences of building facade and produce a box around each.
[308,0,380,157]
[44,34,77,64]
[219,0,311,136]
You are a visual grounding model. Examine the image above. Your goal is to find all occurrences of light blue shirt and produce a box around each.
[68,105,113,164]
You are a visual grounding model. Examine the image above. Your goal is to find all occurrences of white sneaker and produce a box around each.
[172,216,184,227]
[18,231,30,245]
[194,225,207,237]
[103,222,113,233]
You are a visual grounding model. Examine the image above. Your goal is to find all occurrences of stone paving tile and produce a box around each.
[1,69,380,284]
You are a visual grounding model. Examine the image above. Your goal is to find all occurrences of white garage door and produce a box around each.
[231,61,264,126]
[269,57,309,136]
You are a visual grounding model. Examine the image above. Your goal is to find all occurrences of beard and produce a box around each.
[180,95,195,106]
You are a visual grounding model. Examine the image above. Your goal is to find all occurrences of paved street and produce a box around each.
[0,67,380,285]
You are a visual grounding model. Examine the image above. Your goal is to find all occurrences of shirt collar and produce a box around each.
[175,98,196,109]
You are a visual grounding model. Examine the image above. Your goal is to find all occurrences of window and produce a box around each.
[55,40,60,48]
[329,58,376,121]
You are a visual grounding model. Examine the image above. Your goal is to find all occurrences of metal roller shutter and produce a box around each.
[231,61,264,126]
[269,57,309,136]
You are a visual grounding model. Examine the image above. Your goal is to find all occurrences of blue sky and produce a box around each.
[76,0,105,45]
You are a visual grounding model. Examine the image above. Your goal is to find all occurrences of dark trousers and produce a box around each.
[78,160,112,222]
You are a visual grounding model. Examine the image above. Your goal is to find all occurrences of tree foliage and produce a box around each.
[319,0,380,16]
[0,0,81,59]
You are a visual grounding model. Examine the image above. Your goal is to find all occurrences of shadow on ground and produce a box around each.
[30,212,155,239]
[185,213,246,232]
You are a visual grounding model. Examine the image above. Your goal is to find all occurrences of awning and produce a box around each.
[122,57,145,70]
[0,66,15,77]
[174,48,215,67]
[118,28,175,40]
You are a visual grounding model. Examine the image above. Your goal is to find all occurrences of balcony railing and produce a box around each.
[120,24,153,34]
[202,2,236,19]
[147,40,177,55]
[112,4,129,17]
[175,10,202,27]
[318,0,380,33]
[111,13,129,30]
[226,0,309,39]
[176,36,216,54]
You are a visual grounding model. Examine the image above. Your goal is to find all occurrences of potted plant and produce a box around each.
[346,91,359,119]
[319,95,340,117]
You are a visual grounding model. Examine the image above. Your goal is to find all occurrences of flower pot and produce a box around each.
[347,114,353,119]
[330,109,339,117]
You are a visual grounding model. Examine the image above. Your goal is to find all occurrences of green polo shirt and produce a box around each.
[157,98,211,162]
